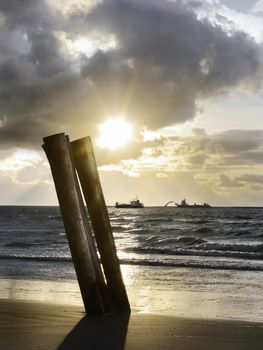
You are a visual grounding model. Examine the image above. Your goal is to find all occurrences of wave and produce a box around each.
[176,236,206,245]
[111,226,127,232]
[194,227,214,234]
[0,229,59,234]
[182,219,211,225]
[0,255,72,262]
[201,242,263,253]
[4,239,67,247]
[0,254,262,272]
[143,217,174,223]
[119,260,263,272]
[124,246,263,260]
[234,215,253,220]
[233,230,252,237]
[5,242,35,248]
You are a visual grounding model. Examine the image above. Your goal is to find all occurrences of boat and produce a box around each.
[176,199,211,208]
[115,198,144,208]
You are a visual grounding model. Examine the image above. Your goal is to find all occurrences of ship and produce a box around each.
[115,198,144,208]
[176,199,211,208]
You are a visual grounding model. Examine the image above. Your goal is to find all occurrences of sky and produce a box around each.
[0,0,263,206]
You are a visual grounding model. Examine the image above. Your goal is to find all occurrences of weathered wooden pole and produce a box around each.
[43,133,104,315]
[71,136,130,312]
[66,135,113,313]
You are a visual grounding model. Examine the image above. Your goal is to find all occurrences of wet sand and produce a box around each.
[0,299,263,350]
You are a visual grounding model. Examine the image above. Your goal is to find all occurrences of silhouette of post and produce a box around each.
[71,136,130,312]
[43,133,105,315]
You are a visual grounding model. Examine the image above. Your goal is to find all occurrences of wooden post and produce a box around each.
[43,133,104,315]
[66,136,114,313]
[71,137,130,312]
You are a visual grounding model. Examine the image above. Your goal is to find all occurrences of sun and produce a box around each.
[96,117,133,150]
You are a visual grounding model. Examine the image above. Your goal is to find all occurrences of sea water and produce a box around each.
[0,206,263,321]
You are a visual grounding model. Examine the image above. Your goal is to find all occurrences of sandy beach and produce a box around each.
[0,298,263,350]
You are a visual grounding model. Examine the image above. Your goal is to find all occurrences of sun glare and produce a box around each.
[96,117,133,150]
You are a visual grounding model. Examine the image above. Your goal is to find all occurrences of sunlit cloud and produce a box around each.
[56,31,118,58]
[48,0,100,17]
[141,129,162,142]
[97,127,263,204]
[0,150,41,172]
[0,149,52,186]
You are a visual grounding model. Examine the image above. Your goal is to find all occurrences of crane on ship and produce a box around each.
[164,201,177,207]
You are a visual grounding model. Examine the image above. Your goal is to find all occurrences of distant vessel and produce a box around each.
[115,199,144,208]
[176,199,211,208]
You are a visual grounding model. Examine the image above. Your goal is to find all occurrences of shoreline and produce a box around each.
[1,299,263,350]
[1,271,263,322]
[1,271,263,349]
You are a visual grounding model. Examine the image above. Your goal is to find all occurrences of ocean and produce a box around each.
[0,206,263,320]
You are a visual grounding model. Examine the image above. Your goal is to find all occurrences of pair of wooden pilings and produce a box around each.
[42,133,130,315]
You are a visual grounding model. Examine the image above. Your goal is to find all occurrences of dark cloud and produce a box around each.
[77,0,260,127]
[187,153,208,167]
[213,130,263,153]
[223,150,263,166]
[176,129,263,154]
[237,173,263,184]
[0,0,261,148]
[219,173,263,190]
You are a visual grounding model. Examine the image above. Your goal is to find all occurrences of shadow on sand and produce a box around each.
[57,311,130,350]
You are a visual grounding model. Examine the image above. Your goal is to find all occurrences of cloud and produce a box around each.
[220,1,257,13]
[78,0,261,125]
[170,129,263,170]
[0,0,261,148]
[251,0,263,15]
[94,128,263,177]
[193,0,263,44]
[213,129,263,153]
[236,173,263,184]
[94,135,167,166]
[219,173,243,187]
[218,173,263,193]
